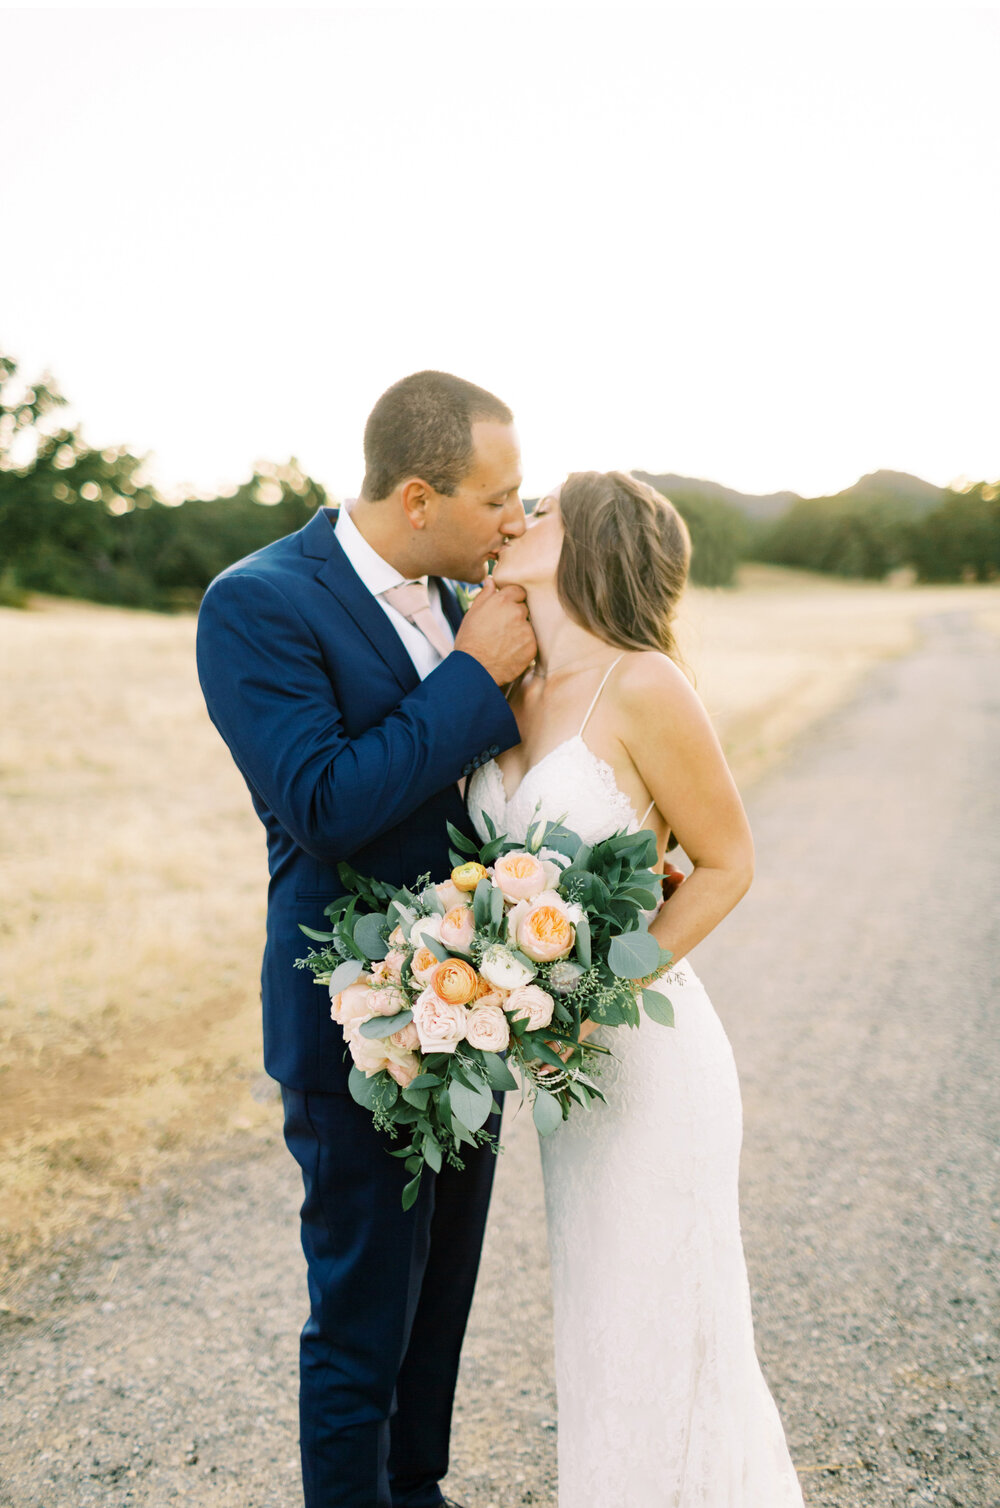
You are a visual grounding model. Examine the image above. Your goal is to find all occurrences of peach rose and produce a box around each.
[388,925,407,948]
[347,1030,390,1077]
[465,1003,511,1052]
[512,898,576,959]
[506,983,555,1031]
[492,850,548,902]
[511,900,575,963]
[385,1051,421,1088]
[435,879,467,911]
[410,946,440,986]
[451,861,489,892]
[368,982,408,1016]
[412,988,468,1054]
[431,957,479,1005]
[381,948,408,981]
[474,984,508,1009]
[439,904,475,953]
[330,978,375,1030]
[390,1020,420,1051]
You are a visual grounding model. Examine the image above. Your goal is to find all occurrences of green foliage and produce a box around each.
[905,483,1000,582]
[0,348,328,610]
[748,476,1000,582]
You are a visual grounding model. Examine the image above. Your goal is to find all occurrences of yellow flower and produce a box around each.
[451,861,488,892]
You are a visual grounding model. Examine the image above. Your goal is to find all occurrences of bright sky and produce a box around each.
[3,4,998,501]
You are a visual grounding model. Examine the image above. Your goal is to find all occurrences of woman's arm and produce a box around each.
[617,653,754,967]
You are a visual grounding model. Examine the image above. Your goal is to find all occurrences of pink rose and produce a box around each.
[492,850,548,902]
[465,1004,511,1052]
[435,879,467,911]
[439,904,475,952]
[412,987,468,1054]
[506,983,555,1032]
[374,948,407,982]
[390,1020,420,1051]
[385,1050,420,1088]
[368,982,409,1017]
[330,978,375,1030]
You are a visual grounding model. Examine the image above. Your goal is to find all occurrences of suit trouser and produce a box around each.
[281,1086,500,1508]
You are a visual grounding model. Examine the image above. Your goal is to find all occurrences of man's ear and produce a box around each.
[399,477,435,531]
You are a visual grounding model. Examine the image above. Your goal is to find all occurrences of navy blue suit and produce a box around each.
[196,507,520,1506]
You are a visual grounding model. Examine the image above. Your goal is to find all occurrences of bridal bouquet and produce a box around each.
[296,816,674,1209]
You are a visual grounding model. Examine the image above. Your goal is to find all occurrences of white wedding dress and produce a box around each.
[468,659,804,1508]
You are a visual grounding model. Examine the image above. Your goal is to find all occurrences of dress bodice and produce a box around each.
[468,734,648,847]
[467,654,656,847]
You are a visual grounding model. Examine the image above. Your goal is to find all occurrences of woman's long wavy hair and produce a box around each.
[555,471,692,672]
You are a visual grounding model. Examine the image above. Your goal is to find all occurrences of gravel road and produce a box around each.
[1,609,997,1508]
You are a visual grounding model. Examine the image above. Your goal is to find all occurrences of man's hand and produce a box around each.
[453,578,537,685]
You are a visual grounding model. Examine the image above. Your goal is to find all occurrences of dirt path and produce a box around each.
[1,610,997,1507]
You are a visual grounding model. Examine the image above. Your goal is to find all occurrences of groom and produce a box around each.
[196,371,535,1507]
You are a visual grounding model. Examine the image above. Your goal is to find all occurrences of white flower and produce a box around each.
[479,943,536,991]
[465,1004,511,1052]
[409,913,444,948]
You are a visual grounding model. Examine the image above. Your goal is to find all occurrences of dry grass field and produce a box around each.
[1,569,997,1285]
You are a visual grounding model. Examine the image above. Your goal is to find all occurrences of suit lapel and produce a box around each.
[304,509,420,695]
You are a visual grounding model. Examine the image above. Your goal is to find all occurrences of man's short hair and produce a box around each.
[362,371,513,501]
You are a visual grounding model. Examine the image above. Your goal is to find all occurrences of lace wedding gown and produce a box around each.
[468,659,804,1508]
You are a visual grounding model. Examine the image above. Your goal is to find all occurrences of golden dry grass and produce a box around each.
[1,571,997,1283]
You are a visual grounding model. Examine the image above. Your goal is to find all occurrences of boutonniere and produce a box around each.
[454,582,482,614]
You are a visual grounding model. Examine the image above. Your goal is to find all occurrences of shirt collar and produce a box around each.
[334,500,428,596]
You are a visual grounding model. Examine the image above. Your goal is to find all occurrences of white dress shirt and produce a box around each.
[334,502,455,680]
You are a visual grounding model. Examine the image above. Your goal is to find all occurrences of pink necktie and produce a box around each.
[381,580,453,660]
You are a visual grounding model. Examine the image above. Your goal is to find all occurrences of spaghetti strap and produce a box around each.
[578,654,626,737]
[638,796,656,827]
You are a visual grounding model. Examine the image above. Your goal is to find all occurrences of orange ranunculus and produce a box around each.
[451,862,489,892]
[430,957,479,1005]
[518,904,575,963]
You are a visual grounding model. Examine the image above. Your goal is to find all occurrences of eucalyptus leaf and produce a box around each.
[359,1009,413,1039]
[449,1077,494,1132]
[574,914,592,967]
[481,1052,519,1091]
[489,885,505,930]
[532,1089,564,1136]
[327,957,366,994]
[446,821,478,855]
[473,877,493,931]
[298,923,335,942]
[401,1171,422,1211]
[642,988,675,1027]
[420,886,445,916]
[608,928,661,979]
[408,1073,443,1090]
[354,912,389,960]
[415,930,450,963]
[348,1065,380,1109]
[422,1136,443,1174]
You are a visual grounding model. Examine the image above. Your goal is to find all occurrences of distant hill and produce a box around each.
[633,468,949,522]
[633,472,800,521]
[827,470,949,516]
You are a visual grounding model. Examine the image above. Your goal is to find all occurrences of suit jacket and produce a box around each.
[196,506,519,1091]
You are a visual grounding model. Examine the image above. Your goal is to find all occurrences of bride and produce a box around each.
[467,472,804,1507]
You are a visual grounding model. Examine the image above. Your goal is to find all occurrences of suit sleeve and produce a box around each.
[196,569,519,863]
